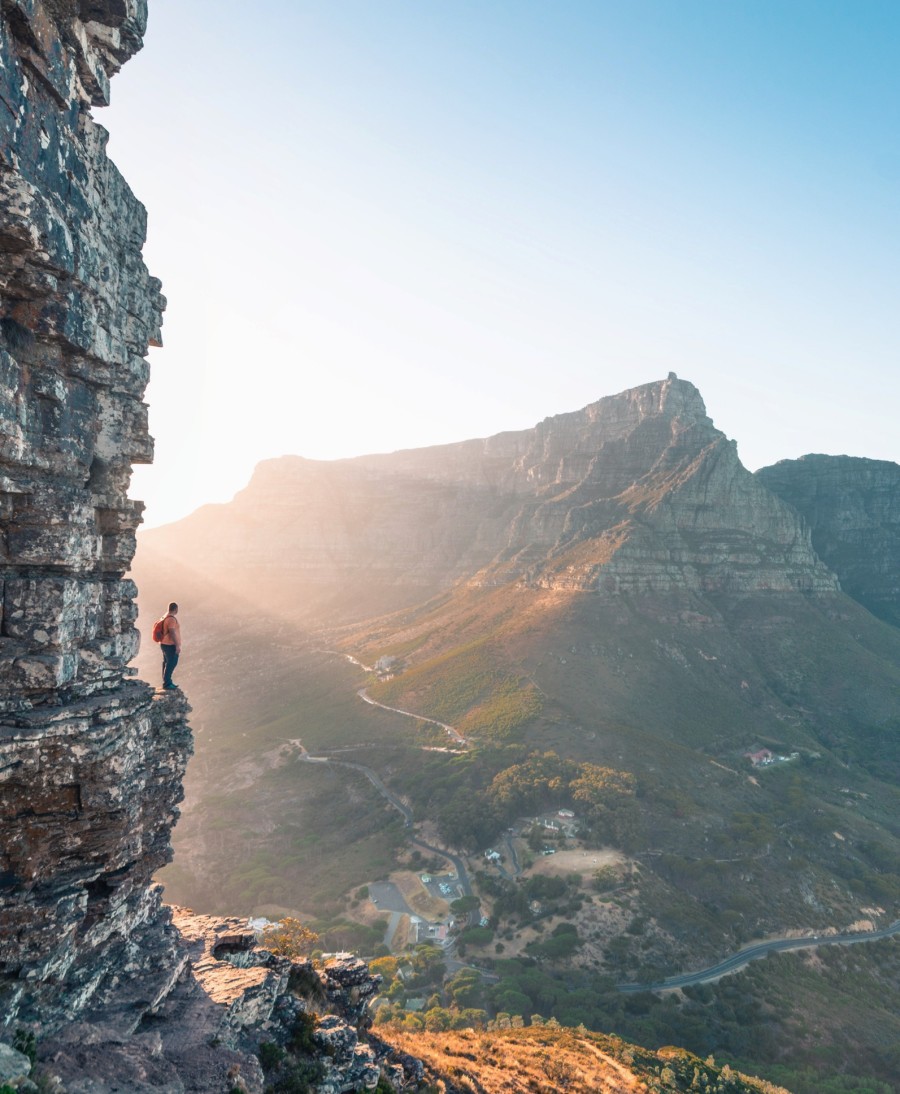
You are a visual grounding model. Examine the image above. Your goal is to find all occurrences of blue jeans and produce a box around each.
[162,644,179,687]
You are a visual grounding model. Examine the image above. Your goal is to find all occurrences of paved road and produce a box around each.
[321,650,468,747]
[300,751,413,826]
[383,911,403,950]
[495,833,522,880]
[409,835,473,900]
[618,918,900,993]
[299,748,474,906]
[357,687,468,747]
[504,834,522,876]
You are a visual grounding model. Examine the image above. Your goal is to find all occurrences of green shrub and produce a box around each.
[288,1010,319,1056]
[261,918,319,958]
[13,1028,36,1066]
[258,1041,286,1072]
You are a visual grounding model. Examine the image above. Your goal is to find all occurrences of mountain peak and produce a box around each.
[140,377,837,620]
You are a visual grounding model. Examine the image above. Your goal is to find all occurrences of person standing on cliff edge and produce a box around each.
[159,602,181,690]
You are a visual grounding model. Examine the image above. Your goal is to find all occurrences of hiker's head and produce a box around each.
[168,602,178,614]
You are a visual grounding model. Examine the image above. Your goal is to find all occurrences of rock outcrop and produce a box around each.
[0,0,195,1039]
[0,7,418,1091]
[758,454,900,629]
[28,910,406,1093]
[0,0,163,712]
[137,375,838,625]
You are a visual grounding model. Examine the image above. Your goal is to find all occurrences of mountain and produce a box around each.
[0,3,810,1090]
[134,376,900,767]
[132,375,900,1092]
[136,375,838,623]
[130,380,900,1089]
[131,374,900,975]
[757,454,900,629]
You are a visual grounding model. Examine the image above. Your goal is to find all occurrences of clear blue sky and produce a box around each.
[102,1,900,527]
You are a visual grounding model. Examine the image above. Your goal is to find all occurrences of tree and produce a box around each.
[424,1006,452,1031]
[445,969,486,1010]
[527,825,545,853]
[450,895,480,915]
[369,956,399,984]
[260,917,319,957]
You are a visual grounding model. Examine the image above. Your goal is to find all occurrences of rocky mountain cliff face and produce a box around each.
[758,454,900,629]
[133,369,900,1016]
[139,374,837,624]
[0,5,387,1091]
[0,0,195,1030]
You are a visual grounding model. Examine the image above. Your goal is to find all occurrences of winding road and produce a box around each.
[617,918,900,992]
[298,748,473,899]
[308,654,900,990]
[357,687,468,747]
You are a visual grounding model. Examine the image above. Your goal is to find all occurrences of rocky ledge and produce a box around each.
[1,909,419,1093]
[0,0,196,1042]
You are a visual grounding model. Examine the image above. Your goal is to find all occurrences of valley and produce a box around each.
[132,376,900,1093]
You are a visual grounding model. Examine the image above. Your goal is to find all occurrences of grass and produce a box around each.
[386,1025,790,1094]
[159,758,406,917]
[392,871,447,919]
[369,636,542,739]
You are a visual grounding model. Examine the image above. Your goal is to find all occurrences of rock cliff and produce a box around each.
[757,454,900,629]
[138,374,837,625]
[0,0,194,1035]
[0,4,405,1090]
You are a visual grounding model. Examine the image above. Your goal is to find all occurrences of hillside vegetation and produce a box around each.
[132,379,900,1093]
[386,1025,790,1094]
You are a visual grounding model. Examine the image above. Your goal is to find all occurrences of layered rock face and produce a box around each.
[139,375,837,620]
[0,0,192,1035]
[0,9,421,1091]
[758,454,900,628]
[0,0,161,711]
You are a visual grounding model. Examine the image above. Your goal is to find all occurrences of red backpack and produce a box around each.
[152,616,169,643]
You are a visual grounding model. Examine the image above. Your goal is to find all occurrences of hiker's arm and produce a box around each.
[173,618,182,654]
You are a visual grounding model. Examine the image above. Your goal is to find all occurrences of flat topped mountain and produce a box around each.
[137,376,836,622]
[135,376,900,1094]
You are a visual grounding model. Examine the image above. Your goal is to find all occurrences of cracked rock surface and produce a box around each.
[0,6,421,1090]
[0,0,191,1035]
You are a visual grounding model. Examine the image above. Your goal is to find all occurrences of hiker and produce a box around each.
[157,602,181,690]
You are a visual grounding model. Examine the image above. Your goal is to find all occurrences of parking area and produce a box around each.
[419,872,462,903]
[369,880,413,916]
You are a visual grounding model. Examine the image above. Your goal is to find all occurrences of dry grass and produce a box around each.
[386,1026,789,1094]
[390,1026,644,1093]
[390,912,414,950]
[526,847,624,879]
[392,870,448,919]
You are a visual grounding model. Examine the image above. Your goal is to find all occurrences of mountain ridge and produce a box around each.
[132,382,900,1094]
[757,453,900,628]
[137,375,839,621]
